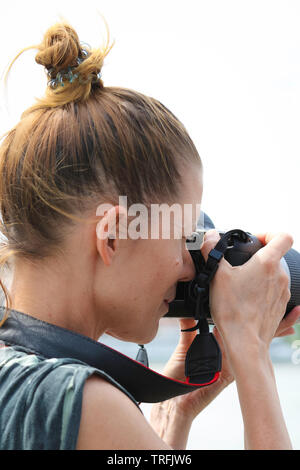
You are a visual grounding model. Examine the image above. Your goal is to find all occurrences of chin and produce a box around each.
[129,322,160,345]
[105,324,159,345]
[139,321,160,345]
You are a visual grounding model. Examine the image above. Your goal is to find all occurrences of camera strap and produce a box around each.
[0,230,247,405]
[182,229,249,383]
[0,307,219,405]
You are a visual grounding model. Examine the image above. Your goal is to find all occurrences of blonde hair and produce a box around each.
[0,16,202,325]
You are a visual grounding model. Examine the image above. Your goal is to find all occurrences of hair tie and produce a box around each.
[46,48,102,89]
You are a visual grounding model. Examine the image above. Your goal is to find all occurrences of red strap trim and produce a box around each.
[185,371,220,386]
[99,341,220,388]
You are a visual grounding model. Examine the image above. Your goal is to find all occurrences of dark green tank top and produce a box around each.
[0,343,138,449]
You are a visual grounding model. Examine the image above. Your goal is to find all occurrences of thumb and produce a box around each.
[201,229,221,262]
[201,229,232,271]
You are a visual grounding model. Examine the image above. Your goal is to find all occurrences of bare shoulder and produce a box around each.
[76,374,171,450]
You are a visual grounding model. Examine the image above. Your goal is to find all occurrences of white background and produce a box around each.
[0,0,299,248]
[0,0,300,450]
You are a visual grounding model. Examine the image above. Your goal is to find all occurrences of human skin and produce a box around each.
[10,162,203,345]
[150,230,300,449]
[9,162,300,449]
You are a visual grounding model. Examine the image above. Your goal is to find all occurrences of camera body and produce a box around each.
[165,214,300,322]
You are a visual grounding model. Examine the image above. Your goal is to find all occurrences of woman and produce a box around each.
[0,19,299,450]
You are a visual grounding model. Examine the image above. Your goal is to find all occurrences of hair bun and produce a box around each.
[3,16,115,105]
[35,22,83,73]
[33,20,113,97]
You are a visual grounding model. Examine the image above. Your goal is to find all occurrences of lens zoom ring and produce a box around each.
[284,248,300,313]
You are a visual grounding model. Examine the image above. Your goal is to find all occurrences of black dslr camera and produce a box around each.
[166,213,300,323]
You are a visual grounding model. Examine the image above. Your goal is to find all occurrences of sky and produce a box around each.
[0,0,300,250]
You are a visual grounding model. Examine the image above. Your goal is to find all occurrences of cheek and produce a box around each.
[173,256,182,268]
[173,256,185,279]
[153,254,183,285]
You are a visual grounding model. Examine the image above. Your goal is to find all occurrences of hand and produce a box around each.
[160,319,234,420]
[158,230,300,421]
[255,231,300,337]
[160,304,300,421]
[274,305,300,337]
[204,230,294,354]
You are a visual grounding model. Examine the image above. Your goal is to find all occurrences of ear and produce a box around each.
[96,205,127,266]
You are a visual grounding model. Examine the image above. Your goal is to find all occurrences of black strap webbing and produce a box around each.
[0,230,248,403]
[0,307,219,404]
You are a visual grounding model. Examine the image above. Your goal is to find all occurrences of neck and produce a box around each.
[8,258,106,341]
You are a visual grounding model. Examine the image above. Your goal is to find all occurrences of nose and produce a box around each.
[178,246,196,282]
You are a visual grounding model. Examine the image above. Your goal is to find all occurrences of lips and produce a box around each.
[164,297,175,304]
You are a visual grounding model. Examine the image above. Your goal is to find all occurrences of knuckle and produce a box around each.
[280,270,291,301]
[204,229,220,240]
[281,232,294,247]
[283,288,291,305]
[279,269,289,287]
[282,273,290,287]
[203,230,220,246]
[263,257,276,274]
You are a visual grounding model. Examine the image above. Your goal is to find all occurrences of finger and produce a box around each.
[179,318,197,330]
[201,229,233,273]
[178,318,198,342]
[254,233,269,246]
[201,229,221,262]
[276,327,295,337]
[275,306,300,335]
[212,325,220,338]
[254,232,292,246]
[212,326,223,344]
[254,232,293,263]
